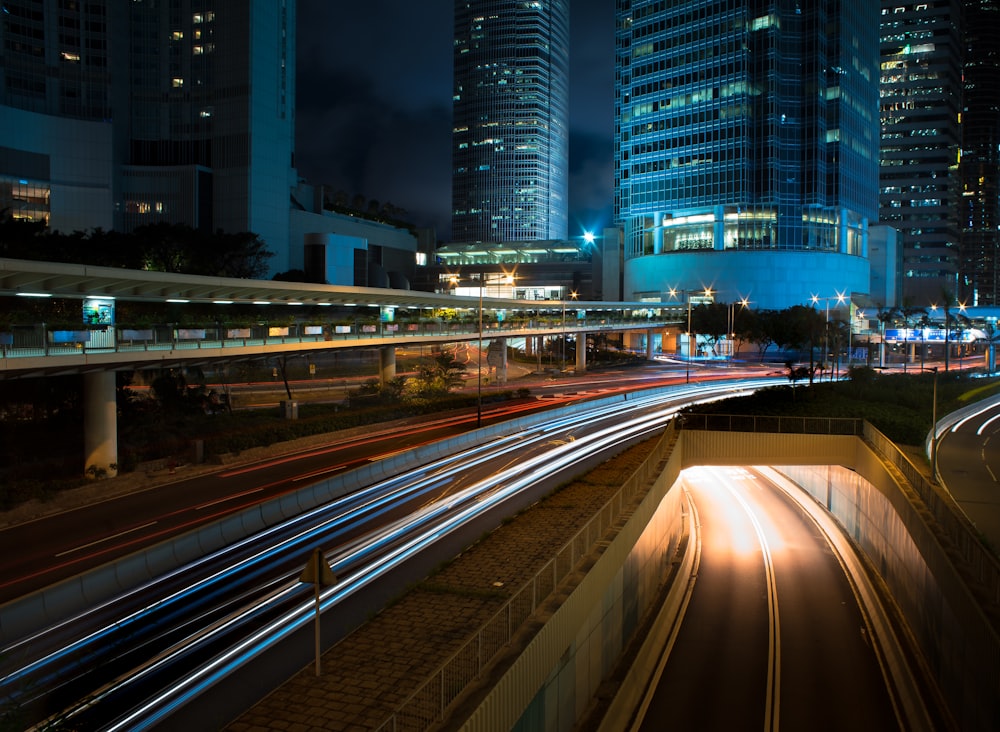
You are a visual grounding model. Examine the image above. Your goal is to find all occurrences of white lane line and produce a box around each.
[55,522,158,557]
[726,475,781,732]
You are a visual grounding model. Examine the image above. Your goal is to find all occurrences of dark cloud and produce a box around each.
[296,1,614,242]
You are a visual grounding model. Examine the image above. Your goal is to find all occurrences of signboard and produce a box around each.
[884,328,978,344]
[83,298,114,326]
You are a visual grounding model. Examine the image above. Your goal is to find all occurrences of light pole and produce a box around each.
[811,292,846,381]
[669,287,713,383]
[727,296,750,366]
[477,272,484,427]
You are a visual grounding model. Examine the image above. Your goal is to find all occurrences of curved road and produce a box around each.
[935,396,1000,549]
[633,466,900,731]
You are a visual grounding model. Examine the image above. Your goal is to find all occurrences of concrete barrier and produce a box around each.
[0,392,629,643]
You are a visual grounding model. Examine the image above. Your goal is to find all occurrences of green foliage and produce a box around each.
[682,371,995,446]
[0,216,273,278]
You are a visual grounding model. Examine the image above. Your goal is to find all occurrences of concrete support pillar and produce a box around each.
[496,337,508,385]
[84,370,118,478]
[524,334,534,357]
[646,329,655,360]
[379,346,396,385]
[575,333,587,373]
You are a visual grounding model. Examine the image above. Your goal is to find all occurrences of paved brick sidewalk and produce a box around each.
[225,444,654,732]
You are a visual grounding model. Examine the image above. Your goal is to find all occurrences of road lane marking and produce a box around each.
[726,478,781,732]
[195,488,264,510]
[55,522,158,557]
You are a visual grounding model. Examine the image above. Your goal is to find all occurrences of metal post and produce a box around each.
[478,273,483,428]
[931,366,939,482]
[686,298,692,383]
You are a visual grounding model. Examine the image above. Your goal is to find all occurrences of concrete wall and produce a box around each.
[775,462,1000,731]
[462,431,998,732]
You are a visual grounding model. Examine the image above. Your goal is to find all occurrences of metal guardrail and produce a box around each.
[679,412,864,436]
[863,422,1000,604]
[372,422,677,732]
[681,414,999,601]
[0,316,669,362]
[364,411,1000,731]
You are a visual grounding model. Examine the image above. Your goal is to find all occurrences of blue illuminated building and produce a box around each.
[614,1,880,310]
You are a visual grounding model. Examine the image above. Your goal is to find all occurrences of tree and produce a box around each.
[780,305,825,383]
[690,303,728,356]
[412,350,468,396]
[745,309,778,361]
[898,299,927,373]
[875,304,899,369]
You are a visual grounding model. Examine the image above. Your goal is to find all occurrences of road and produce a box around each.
[4,379,784,729]
[935,396,1000,549]
[633,466,900,731]
[0,363,771,602]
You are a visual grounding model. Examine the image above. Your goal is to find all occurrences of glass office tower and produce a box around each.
[452,0,569,243]
[880,1,963,307]
[959,0,1000,307]
[615,1,880,310]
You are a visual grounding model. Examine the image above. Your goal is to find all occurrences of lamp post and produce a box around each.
[811,292,846,381]
[727,296,750,366]
[669,287,713,383]
[477,272,484,427]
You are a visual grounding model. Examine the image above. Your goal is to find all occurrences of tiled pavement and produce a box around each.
[224,446,653,732]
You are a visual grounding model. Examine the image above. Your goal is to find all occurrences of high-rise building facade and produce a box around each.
[959,0,1000,307]
[452,0,569,243]
[615,1,880,311]
[0,0,297,272]
[122,1,296,260]
[879,0,963,307]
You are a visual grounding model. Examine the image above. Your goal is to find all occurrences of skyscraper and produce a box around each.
[959,0,1000,307]
[451,0,569,243]
[879,0,963,307]
[0,0,297,271]
[614,1,880,311]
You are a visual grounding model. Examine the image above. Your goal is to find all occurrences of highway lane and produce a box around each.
[0,364,770,603]
[935,398,1000,549]
[4,380,781,729]
[0,396,571,602]
[633,466,899,731]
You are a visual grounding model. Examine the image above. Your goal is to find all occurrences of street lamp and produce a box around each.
[561,290,578,370]
[477,273,484,427]
[811,292,846,381]
[669,286,713,383]
[727,296,750,366]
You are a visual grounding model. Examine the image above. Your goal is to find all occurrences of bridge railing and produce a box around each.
[0,315,671,361]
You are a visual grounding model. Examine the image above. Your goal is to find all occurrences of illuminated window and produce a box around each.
[172,30,183,41]
[172,78,184,88]
[60,51,81,62]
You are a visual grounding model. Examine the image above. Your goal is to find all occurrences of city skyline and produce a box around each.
[295,0,614,242]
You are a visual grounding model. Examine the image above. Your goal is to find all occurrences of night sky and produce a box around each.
[295,1,615,243]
